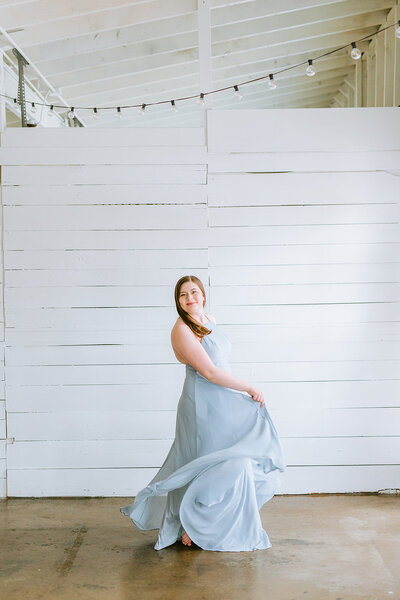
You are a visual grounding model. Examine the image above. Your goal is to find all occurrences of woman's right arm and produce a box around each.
[171,324,252,395]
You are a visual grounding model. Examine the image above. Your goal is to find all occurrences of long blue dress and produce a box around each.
[120,318,286,552]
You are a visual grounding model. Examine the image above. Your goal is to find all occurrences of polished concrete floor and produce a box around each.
[0,494,399,600]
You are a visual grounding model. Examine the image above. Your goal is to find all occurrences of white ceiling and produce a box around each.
[0,0,395,127]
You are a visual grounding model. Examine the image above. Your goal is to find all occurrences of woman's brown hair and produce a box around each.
[174,275,212,339]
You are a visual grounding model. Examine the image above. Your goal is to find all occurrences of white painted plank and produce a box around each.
[0,440,5,459]
[6,380,400,413]
[208,204,399,227]
[4,248,208,270]
[208,172,400,204]
[4,224,399,250]
[5,301,400,331]
[4,205,207,230]
[5,266,208,287]
[4,203,398,230]
[7,465,400,497]
[7,408,400,441]
[6,281,399,309]
[0,459,5,479]
[208,151,400,172]
[7,357,399,386]
[1,127,205,147]
[209,243,400,265]
[5,322,400,348]
[6,340,400,366]
[211,281,400,305]
[208,223,400,245]
[0,478,5,498]
[0,146,207,165]
[4,228,207,249]
[7,436,400,470]
[3,165,206,185]
[3,184,207,206]
[209,264,399,286]
[0,421,5,438]
[5,242,399,270]
[207,108,400,153]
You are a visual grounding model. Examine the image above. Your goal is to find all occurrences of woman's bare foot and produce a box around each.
[182,531,192,546]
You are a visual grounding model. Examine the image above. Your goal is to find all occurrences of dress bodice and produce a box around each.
[186,320,232,374]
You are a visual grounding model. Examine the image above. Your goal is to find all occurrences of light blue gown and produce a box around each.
[120,318,286,552]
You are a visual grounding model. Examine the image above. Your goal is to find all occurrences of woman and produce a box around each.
[120,275,286,552]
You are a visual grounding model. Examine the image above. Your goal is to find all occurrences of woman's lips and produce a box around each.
[187,302,195,305]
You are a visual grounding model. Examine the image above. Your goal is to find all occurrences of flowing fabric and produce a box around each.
[120,319,286,552]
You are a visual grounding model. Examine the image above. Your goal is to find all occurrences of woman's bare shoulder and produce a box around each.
[207,314,217,324]
[171,317,189,339]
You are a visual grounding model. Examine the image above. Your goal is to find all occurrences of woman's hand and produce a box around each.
[247,385,265,407]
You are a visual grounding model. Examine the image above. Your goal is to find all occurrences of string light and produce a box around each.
[3,20,398,119]
[268,74,276,89]
[93,107,99,119]
[351,42,362,60]
[234,85,243,99]
[305,59,316,76]
[116,106,122,119]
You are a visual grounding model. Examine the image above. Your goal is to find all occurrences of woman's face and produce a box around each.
[178,282,204,315]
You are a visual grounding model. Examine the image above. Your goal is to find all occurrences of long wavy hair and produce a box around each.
[174,275,212,339]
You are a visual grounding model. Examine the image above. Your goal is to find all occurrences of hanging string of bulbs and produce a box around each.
[2,19,400,121]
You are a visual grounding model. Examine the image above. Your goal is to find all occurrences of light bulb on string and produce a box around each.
[116,107,122,119]
[351,42,361,59]
[67,107,75,119]
[48,104,54,117]
[93,107,99,119]
[31,102,37,113]
[234,85,243,99]
[305,59,316,77]
[395,20,400,39]
[139,103,146,115]
[197,93,205,106]
[171,100,177,113]
[268,74,276,89]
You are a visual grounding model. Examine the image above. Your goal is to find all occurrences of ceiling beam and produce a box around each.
[0,0,198,49]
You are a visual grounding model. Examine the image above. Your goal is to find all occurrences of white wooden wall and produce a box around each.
[0,107,399,497]
[0,189,5,495]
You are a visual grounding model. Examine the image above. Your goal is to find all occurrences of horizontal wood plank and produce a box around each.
[7,465,400,496]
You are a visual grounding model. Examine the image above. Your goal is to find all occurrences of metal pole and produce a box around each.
[12,48,28,127]
[0,53,6,132]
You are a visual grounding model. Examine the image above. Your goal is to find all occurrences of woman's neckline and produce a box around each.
[193,313,212,326]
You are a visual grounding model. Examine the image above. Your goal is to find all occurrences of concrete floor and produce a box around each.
[0,494,399,600]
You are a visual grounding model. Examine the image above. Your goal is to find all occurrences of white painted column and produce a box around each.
[197,0,214,130]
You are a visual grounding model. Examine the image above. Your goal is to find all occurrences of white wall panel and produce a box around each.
[1,109,399,497]
[0,183,5,496]
[1,126,208,497]
[207,108,400,497]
